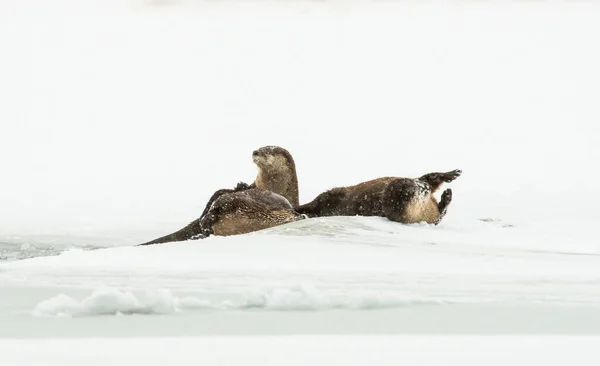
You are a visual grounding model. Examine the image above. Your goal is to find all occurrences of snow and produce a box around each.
[242,283,443,311]
[3,215,600,324]
[32,288,215,317]
[2,0,600,364]
[31,282,441,318]
[3,336,600,366]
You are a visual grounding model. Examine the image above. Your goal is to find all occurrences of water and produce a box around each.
[0,234,134,262]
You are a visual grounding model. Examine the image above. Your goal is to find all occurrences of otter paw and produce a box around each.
[189,233,208,240]
[444,169,462,182]
[234,182,251,191]
[200,226,212,238]
[440,188,453,204]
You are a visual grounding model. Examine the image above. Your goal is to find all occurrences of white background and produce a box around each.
[1,1,598,240]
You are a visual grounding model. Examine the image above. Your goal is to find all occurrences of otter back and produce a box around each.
[296,169,461,225]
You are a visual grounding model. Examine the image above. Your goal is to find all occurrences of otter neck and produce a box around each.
[254,167,299,208]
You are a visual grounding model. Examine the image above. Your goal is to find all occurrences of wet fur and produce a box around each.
[138,146,301,245]
[200,189,303,237]
[297,169,461,225]
[138,182,251,245]
[252,145,299,207]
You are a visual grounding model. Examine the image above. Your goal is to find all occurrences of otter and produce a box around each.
[199,188,304,237]
[296,169,462,225]
[138,145,301,245]
[250,145,299,207]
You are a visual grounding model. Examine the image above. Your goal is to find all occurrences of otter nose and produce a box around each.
[252,150,260,157]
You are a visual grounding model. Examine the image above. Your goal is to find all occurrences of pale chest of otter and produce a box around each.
[139,145,302,245]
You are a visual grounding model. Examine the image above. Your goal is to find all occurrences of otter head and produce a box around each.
[251,145,299,208]
[252,146,291,172]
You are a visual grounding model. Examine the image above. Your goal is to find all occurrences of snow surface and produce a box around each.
[32,288,215,317]
[3,216,600,320]
[2,0,600,364]
[31,283,441,317]
[3,337,600,366]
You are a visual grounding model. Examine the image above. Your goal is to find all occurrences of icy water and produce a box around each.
[0,235,130,262]
[0,239,72,262]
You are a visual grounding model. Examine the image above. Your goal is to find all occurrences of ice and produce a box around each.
[33,294,83,318]
[33,288,215,317]
[31,283,443,317]
[2,337,600,366]
[242,284,443,311]
[2,215,599,313]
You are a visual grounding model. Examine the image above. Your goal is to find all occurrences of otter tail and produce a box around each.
[137,182,253,246]
[137,218,206,246]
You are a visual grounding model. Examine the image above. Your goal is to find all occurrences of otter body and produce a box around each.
[297,169,461,225]
[200,188,304,237]
[139,146,301,245]
[251,145,299,207]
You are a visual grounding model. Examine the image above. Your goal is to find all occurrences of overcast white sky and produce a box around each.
[1,1,599,236]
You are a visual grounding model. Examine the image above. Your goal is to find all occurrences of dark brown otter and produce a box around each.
[199,188,304,237]
[296,169,461,225]
[138,146,301,245]
[250,145,299,207]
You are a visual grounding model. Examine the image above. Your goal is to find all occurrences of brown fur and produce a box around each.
[138,146,301,245]
[251,146,299,207]
[207,189,303,236]
[296,170,461,225]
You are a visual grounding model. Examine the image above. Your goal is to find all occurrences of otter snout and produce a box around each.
[252,150,265,165]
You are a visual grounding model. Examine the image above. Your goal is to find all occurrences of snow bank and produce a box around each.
[243,284,444,311]
[33,284,444,317]
[5,215,600,311]
[33,288,214,317]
